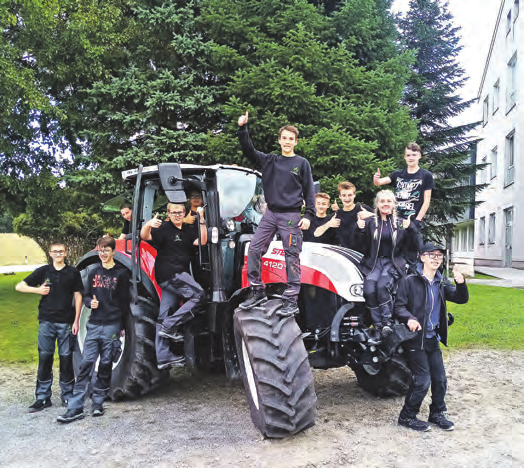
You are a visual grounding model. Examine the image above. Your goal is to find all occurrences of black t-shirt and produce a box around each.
[337,204,373,252]
[303,215,338,244]
[24,264,83,323]
[377,219,393,257]
[122,219,131,235]
[389,168,434,219]
[151,221,198,284]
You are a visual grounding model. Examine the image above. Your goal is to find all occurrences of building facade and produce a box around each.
[475,0,522,269]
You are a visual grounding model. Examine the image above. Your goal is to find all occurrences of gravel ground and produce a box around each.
[0,349,521,468]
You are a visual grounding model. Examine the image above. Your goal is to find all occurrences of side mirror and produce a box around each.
[158,163,187,203]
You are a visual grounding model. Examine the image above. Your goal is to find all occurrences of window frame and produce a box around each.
[504,130,515,187]
[493,79,500,114]
[479,217,486,245]
[488,213,496,245]
[490,146,498,180]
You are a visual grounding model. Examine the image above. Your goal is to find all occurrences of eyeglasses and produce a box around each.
[423,253,444,260]
[190,195,203,199]
[99,249,113,255]
[168,211,185,217]
[50,250,65,255]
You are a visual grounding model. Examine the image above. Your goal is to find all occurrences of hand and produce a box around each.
[402,214,413,229]
[453,264,465,284]
[407,319,422,332]
[38,284,50,295]
[91,295,99,310]
[148,213,162,229]
[121,329,125,338]
[373,168,381,186]
[238,111,248,126]
[331,201,340,211]
[358,207,373,220]
[72,321,79,335]
[357,219,366,229]
[183,214,196,224]
[298,218,310,230]
[326,213,341,228]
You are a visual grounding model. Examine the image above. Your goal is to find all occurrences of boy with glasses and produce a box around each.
[57,236,130,423]
[141,203,207,369]
[393,242,469,432]
[16,243,83,413]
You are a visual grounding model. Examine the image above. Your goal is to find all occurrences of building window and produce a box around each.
[479,217,486,245]
[493,79,500,113]
[507,10,512,35]
[461,228,467,251]
[481,155,488,183]
[507,53,517,111]
[505,131,515,186]
[491,146,498,179]
[488,213,496,244]
[515,0,520,20]
[468,225,475,251]
[483,95,489,124]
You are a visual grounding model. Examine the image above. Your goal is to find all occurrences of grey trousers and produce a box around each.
[36,321,74,401]
[156,272,205,364]
[247,209,303,302]
[68,323,121,410]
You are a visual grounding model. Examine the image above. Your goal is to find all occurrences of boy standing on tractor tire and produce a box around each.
[57,237,129,423]
[394,243,468,432]
[16,242,83,413]
[141,203,207,370]
[237,111,315,317]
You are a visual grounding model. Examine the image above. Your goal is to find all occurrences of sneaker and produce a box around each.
[398,415,431,432]
[428,412,455,431]
[277,300,299,317]
[158,327,184,342]
[239,289,267,310]
[382,324,394,337]
[29,399,52,413]
[157,356,185,370]
[92,404,104,417]
[57,408,85,424]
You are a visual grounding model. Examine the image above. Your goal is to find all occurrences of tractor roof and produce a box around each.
[121,164,260,181]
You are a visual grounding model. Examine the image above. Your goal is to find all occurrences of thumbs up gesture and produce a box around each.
[327,212,341,228]
[453,264,465,284]
[402,214,413,230]
[91,295,99,309]
[373,168,381,186]
[359,207,374,220]
[331,201,340,211]
[148,213,162,229]
[238,111,248,126]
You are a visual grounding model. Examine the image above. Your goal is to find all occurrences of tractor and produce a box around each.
[75,163,413,438]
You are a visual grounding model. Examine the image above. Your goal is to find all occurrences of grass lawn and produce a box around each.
[474,272,500,280]
[0,275,522,364]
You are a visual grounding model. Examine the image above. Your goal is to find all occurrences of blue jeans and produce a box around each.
[68,323,121,410]
[36,321,74,401]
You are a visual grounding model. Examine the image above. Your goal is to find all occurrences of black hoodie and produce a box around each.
[83,263,130,326]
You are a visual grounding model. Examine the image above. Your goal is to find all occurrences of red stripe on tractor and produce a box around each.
[241,259,338,294]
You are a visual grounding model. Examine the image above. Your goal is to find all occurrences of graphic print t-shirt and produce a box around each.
[389,168,434,219]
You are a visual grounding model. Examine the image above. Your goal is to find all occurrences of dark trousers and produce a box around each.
[400,336,447,419]
[157,272,205,364]
[36,321,74,401]
[363,257,397,325]
[247,209,303,302]
[68,323,121,410]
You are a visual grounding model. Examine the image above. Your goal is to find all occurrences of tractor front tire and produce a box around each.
[352,353,412,398]
[234,299,317,438]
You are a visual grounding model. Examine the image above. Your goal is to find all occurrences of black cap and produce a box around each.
[420,242,445,254]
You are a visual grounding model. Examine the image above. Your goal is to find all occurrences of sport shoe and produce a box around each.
[277,300,299,317]
[29,399,52,413]
[92,404,104,417]
[398,415,431,432]
[428,412,454,431]
[61,398,68,408]
[57,408,85,423]
[158,327,184,342]
[382,324,394,337]
[157,356,185,370]
[239,289,267,310]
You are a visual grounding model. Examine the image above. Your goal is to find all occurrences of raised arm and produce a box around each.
[237,112,268,168]
[140,214,162,241]
[373,168,391,187]
[193,207,208,245]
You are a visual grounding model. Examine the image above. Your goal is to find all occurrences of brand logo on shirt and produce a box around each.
[174,234,182,242]
[290,166,300,176]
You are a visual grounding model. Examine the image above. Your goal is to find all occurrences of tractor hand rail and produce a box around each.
[130,164,144,304]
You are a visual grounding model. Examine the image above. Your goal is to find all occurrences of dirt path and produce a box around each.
[0,349,521,468]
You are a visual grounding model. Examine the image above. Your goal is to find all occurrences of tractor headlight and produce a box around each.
[350,284,363,297]
[225,219,236,232]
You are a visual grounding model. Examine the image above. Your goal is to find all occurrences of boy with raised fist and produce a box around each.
[58,237,130,423]
[237,111,315,317]
[16,242,83,413]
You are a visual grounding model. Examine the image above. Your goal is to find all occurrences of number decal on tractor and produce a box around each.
[263,260,284,270]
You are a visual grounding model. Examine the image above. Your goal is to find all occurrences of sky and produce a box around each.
[391,0,502,125]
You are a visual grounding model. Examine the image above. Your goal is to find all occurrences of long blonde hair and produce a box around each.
[373,190,398,241]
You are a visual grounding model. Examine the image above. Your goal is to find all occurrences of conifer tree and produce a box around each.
[398,0,483,241]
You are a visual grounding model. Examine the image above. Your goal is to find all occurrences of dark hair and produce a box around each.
[337,181,356,194]
[50,241,66,250]
[279,125,299,139]
[120,202,133,211]
[406,142,422,154]
[97,236,116,251]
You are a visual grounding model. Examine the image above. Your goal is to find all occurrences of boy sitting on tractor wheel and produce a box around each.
[237,111,315,317]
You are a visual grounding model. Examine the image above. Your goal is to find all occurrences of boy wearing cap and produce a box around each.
[393,242,468,432]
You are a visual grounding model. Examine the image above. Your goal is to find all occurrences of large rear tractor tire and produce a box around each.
[234,299,317,438]
[351,353,412,398]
